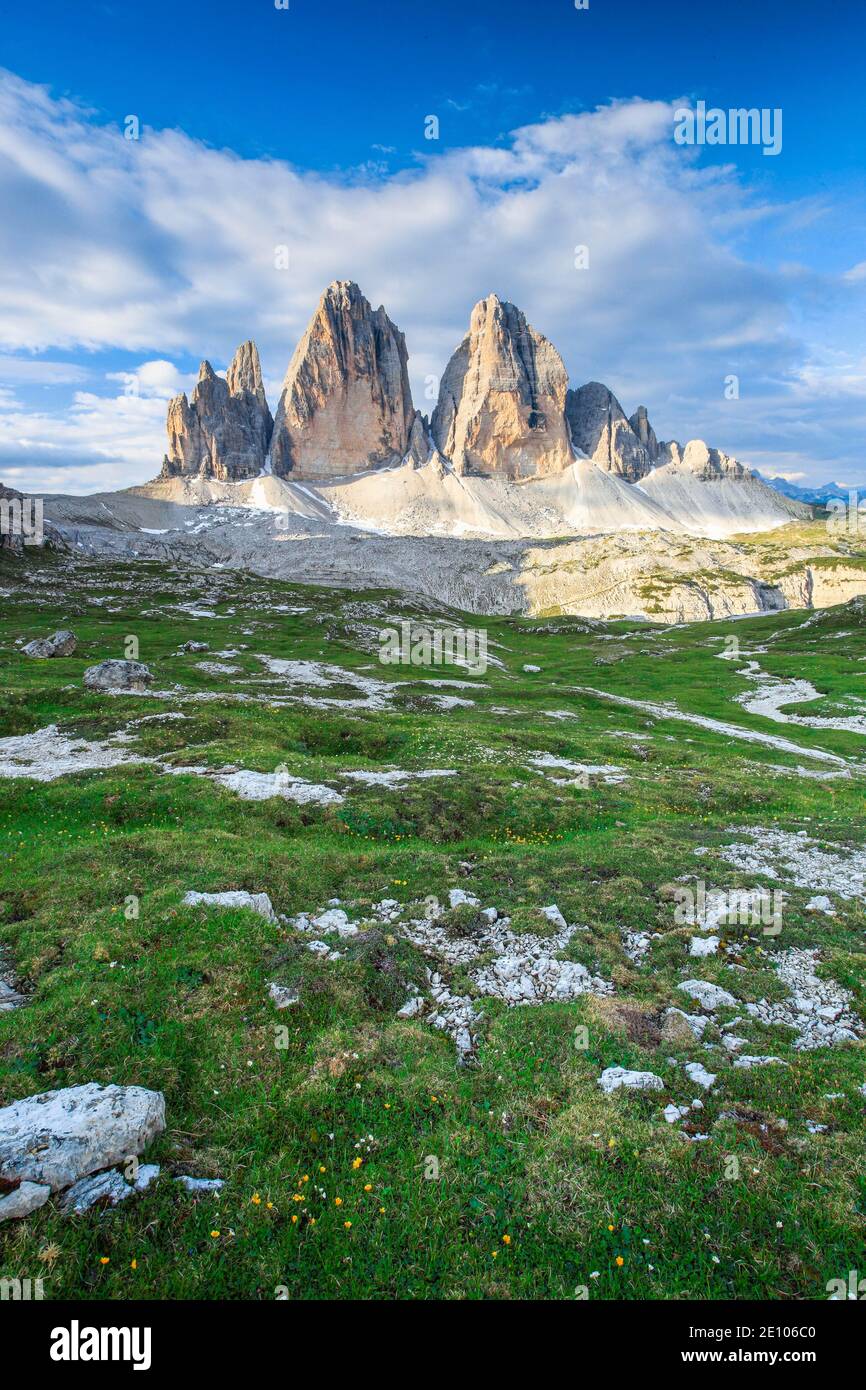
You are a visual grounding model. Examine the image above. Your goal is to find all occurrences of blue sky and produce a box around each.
[0,0,864,492]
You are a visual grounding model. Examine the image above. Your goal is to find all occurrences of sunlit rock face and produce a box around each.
[162,341,272,481]
[655,438,749,479]
[431,294,572,479]
[269,281,415,481]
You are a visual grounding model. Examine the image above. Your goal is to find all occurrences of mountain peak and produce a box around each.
[269,281,414,480]
[566,381,652,481]
[226,340,267,407]
[431,296,571,479]
[160,282,766,500]
[629,404,660,461]
[162,341,272,482]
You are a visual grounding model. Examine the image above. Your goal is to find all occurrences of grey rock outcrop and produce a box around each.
[270,281,415,480]
[566,381,652,481]
[406,411,432,467]
[84,659,153,692]
[432,295,572,479]
[162,341,273,481]
[23,630,77,659]
[0,1083,166,1193]
[629,405,660,461]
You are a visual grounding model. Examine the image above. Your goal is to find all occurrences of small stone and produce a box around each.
[312,908,358,937]
[133,1164,160,1193]
[663,1103,690,1124]
[678,979,737,1011]
[60,1169,134,1215]
[805,895,835,915]
[662,1007,708,1043]
[183,890,276,921]
[540,904,568,930]
[448,888,479,909]
[684,1062,716,1090]
[397,996,425,1019]
[0,980,26,1012]
[174,1176,224,1193]
[0,1181,51,1223]
[83,659,153,692]
[22,630,77,659]
[268,983,299,1010]
[733,1055,787,1068]
[598,1067,664,1095]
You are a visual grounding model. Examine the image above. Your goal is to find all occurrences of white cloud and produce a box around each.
[0,370,183,494]
[0,356,90,385]
[106,359,192,401]
[0,69,864,492]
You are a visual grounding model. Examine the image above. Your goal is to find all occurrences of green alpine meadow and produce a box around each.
[1,547,863,1300]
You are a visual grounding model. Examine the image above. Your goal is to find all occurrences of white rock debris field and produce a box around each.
[179,873,859,1146]
[279,889,612,1061]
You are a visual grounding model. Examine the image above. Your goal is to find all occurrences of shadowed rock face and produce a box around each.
[629,405,660,462]
[269,281,415,481]
[431,295,572,479]
[162,341,273,481]
[405,411,432,467]
[566,381,652,481]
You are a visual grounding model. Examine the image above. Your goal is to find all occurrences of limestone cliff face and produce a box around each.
[431,295,572,479]
[162,341,272,481]
[566,381,652,481]
[269,281,415,480]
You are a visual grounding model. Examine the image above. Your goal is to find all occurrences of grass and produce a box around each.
[0,550,864,1301]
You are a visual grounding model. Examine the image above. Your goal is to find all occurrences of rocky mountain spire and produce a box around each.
[226,340,269,409]
[431,294,571,478]
[156,290,757,499]
[566,381,652,481]
[628,405,660,462]
[161,342,273,481]
[269,281,415,480]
